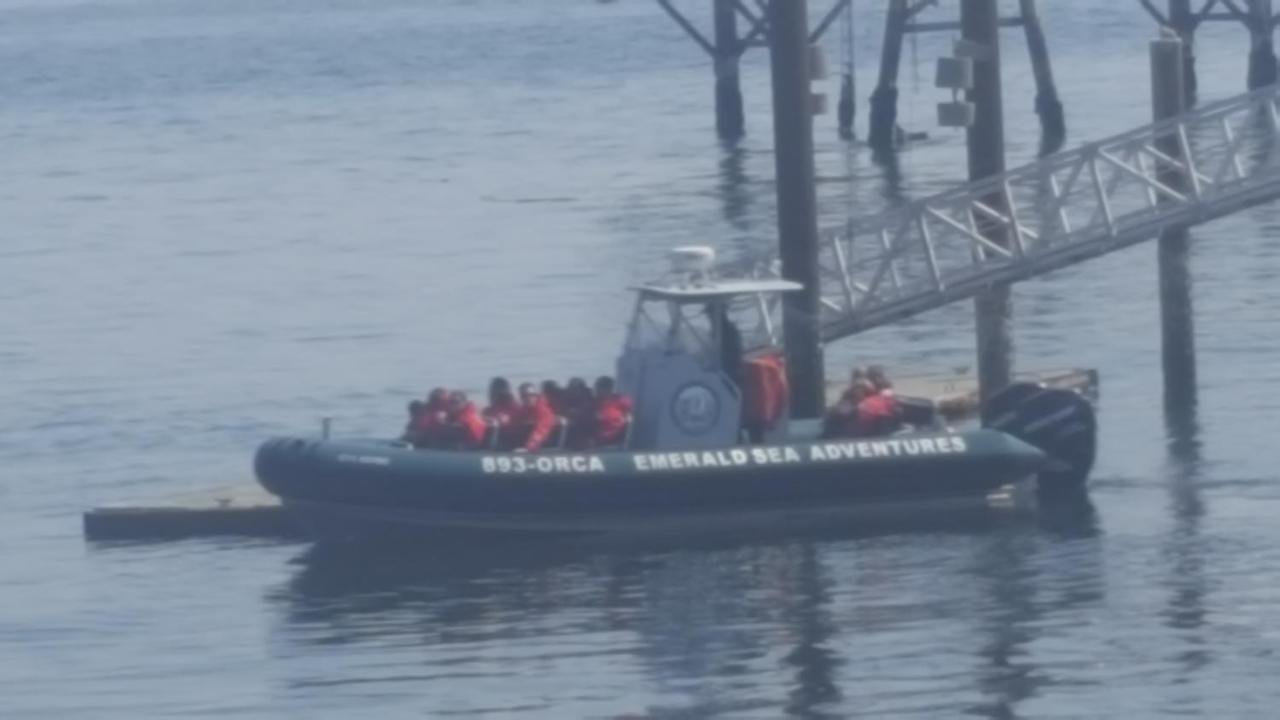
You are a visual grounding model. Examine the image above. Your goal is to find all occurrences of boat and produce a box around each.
[255,247,1097,542]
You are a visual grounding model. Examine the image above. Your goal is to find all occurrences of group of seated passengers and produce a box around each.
[402,375,633,452]
[822,365,902,439]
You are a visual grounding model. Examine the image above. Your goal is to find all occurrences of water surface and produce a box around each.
[3,1,1279,717]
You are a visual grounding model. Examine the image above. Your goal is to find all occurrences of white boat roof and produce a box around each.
[632,278,804,301]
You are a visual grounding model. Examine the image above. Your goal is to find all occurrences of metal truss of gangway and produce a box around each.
[738,83,1280,344]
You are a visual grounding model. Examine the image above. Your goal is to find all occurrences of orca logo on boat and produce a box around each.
[671,382,720,435]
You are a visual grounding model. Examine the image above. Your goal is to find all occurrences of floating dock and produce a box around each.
[81,367,1097,542]
[83,483,297,541]
[840,366,1099,420]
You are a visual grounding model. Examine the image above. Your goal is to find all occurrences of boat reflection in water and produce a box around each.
[271,494,1100,718]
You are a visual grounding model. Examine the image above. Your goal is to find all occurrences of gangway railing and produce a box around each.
[739,83,1280,342]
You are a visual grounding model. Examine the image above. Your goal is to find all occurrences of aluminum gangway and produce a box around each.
[739,83,1280,343]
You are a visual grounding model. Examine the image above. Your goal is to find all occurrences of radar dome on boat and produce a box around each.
[668,246,716,276]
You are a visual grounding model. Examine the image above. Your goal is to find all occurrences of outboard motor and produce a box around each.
[981,382,1097,494]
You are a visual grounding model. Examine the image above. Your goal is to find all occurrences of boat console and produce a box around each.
[617,247,800,451]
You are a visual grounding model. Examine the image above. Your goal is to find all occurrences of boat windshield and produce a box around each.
[623,291,784,363]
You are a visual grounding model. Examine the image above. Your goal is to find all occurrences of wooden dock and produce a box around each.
[81,367,1097,542]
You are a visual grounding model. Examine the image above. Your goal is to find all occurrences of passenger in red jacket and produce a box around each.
[513,383,557,452]
[862,365,901,436]
[422,388,453,442]
[822,366,901,438]
[483,376,520,428]
[866,365,896,399]
[824,376,869,439]
[592,375,633,448]
[855,389,899,437]
[447,391,488,450]
[403,387,451,448]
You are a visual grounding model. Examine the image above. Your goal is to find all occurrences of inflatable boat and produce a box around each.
[255,248,1096,541]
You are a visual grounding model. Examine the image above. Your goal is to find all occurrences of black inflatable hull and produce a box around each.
[256,430,1046,541]
[277,492,1032,545]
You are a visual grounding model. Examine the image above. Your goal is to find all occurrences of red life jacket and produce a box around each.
[743,353,789,429]
[454,403,488,449]
[855,392,898,437]
[516,397,557,451]
[594,394,633,447]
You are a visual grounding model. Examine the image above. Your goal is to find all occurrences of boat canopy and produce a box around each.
[629,278,804,302]
[623,277,802,364]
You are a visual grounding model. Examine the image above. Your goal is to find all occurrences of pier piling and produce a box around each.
[869,0,908,153]
[1168,0,1199,104]
[838,70,856,140]
[1019,0,1065,153]
[1145,0,1280,98]
[963,0,1014,403]
[1248,0,1279,90]
[656,1,850,140]
[768,0,825,419]
[837,1,855,139]
[871,1,1064,155]
[1151,33,1198,411]
[714,0,745,140]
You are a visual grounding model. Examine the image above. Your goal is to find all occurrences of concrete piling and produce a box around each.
[1151,33,1198,411]
[962,0,1014,403]
[768,0,825,419]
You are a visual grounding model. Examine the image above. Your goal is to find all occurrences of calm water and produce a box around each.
[3,1,1280,717]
